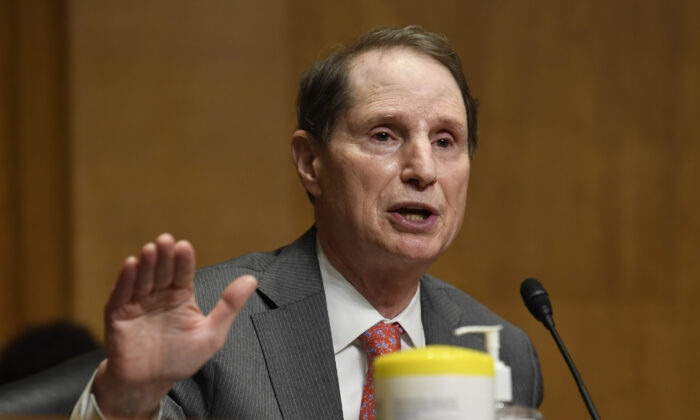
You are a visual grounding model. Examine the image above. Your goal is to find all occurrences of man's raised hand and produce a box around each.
[92,233,257,419]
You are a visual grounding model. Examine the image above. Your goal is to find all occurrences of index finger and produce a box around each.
[107,256,138,309]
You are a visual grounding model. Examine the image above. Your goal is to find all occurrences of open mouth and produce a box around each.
[397,208,432,221]
[389,205,435,222]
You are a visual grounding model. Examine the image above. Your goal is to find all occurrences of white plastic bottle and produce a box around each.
[374,345,495,420]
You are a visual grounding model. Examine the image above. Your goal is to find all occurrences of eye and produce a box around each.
[435,138,452,148]
[373,132,391,142]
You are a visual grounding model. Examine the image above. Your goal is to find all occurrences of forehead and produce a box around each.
[344,48,467,129]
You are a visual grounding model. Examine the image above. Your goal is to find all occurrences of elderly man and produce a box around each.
[73,26,543,420]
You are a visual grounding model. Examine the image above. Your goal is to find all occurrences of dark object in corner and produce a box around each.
[0,321,100,384]
[0,348,105,415]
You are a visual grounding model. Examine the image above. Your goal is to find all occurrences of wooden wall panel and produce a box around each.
[67,0,309,336]
[15,0,71,327]
[0,0,20,348]
[0,0,70,347]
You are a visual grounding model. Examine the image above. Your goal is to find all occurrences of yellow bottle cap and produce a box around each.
[374,345,494,379]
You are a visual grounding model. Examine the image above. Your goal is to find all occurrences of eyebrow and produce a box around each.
[435,117,468,134]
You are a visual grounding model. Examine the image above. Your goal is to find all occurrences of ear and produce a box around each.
[291,130,322,199]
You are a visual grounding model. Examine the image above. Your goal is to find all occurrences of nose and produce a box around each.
[400,139,437,189]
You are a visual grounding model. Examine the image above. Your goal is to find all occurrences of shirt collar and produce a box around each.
[317,236,425,354]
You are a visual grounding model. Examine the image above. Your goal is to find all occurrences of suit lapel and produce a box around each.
[250,228,343,419]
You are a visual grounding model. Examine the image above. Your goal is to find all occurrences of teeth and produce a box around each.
[404,213,428,221]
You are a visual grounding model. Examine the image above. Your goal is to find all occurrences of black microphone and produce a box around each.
[520,278,601,420]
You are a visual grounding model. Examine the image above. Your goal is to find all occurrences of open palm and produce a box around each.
[93,234,257,419]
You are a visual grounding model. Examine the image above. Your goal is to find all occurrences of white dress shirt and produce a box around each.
[316,239,425,420]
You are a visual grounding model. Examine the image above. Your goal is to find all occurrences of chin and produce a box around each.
[386,237,445,264]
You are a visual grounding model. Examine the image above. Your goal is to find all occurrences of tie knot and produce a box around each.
[358,321,404,362]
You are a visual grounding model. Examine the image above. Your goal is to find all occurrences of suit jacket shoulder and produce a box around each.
[163,228,343,420]
[420,275,544,408]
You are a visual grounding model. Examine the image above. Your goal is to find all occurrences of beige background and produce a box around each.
[2,1,699,419]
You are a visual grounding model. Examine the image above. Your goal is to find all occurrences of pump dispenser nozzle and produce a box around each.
[454,325,513,404]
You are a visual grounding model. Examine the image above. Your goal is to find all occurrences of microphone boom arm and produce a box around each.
[520,278,601,420]
[547,321,600,420]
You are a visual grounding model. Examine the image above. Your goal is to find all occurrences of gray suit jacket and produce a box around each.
[162,228,543,419]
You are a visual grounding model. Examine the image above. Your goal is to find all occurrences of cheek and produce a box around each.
[349,155,397,193]
[322,145,401,212]
[369,159,405,211]
[323,158,376,211]
[444,165,470,211]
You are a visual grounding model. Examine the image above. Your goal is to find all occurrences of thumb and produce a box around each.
[207,274,258,339]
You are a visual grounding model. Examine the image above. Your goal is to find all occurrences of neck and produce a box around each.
[318,235,429,319]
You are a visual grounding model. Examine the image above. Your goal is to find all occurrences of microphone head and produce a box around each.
[520,278,554,326]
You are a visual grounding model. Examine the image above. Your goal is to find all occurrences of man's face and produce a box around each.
[314,47,470,268]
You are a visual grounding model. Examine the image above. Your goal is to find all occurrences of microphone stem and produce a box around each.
[547,325,601,420]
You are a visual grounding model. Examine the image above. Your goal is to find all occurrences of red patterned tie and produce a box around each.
[358,321,404,420]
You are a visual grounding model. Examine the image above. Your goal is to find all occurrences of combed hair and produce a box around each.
[296,25,479,157]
